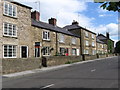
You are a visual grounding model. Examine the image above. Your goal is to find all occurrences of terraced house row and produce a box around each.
[0,0,114,60]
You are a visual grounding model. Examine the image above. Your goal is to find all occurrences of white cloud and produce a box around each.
[14,0,118,42]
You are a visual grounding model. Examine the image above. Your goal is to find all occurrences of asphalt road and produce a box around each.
[2,56,119,89]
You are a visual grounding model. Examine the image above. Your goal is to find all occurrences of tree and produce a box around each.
[94,1,120,12]
[115,40,120,53]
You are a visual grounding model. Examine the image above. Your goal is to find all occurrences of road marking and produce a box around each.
[91,69,96,72]
[41,84,54,89]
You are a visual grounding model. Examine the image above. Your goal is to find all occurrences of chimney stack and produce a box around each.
[48,18,57,26]
[106,32,109,39]
[72,20,79,25]
[31,11,40,21]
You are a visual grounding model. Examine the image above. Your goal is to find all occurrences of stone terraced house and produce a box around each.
[0,0,81,59]
[0,0,111,60]
[64,21,97,55]
[96,38,107,54]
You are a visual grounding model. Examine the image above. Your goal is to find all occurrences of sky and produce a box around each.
[14,0,119,45]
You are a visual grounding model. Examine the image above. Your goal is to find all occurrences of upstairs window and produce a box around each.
[92,34,94,39]
[42,31,50,40]
[59,34,65,43]
[92,42,95,46]
[3,23,17,37]
[4,3,17,17]
[85,31,89,37]
[71,38,76,44]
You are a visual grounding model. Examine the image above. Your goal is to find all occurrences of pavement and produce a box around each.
[2,56,117,78]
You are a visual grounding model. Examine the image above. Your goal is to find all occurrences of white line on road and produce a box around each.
[41,84,55,89]
[91,69,96,72]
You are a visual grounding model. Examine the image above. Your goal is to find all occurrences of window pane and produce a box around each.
[4,3,8,14]
[9,4,12,16]
[4,23,8,35]
[13,6,16,16]
[8,24,12,35]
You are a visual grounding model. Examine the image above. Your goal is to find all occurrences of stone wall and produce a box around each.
[45,56,82,66]
[2,58,41,74]
[82,55,97,61]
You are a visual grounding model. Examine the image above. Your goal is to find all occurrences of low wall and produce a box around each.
[2,58,41,74]
[44,56,82,67]
[82,55,97,61]
[98,54,106,58]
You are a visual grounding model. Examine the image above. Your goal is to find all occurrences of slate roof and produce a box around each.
[5,0,32,9]
[31,19,80,38]
[96,38,106,44]
[97,34,107,40]
[63,24,96,35]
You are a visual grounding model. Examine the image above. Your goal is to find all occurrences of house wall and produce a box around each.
[31,26,80,57]
[0,1,3,59]
[81,29,96,55]
[1,1,32,58]
[57,33,80,56]
[96,42,107,54]
[31,26,57,57]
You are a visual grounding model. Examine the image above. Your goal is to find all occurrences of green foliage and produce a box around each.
[94,1,120,12]
[115,40,120,53]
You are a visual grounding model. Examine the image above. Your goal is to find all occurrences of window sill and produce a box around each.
[3,57,17,59]
[42,39,51,42]
[59,41,65,44]
[3,14,18,19]
[3,35,18,39]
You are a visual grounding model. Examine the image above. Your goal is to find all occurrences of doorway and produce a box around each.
[21,46,28,58]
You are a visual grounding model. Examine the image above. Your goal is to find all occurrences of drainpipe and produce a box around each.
[56,32,58,55]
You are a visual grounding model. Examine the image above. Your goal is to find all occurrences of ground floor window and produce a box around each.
[42,47,50,56]
[3,45,17,58]
[21,46,28,58]
[92,50,96,55]
[60,47,66,56]
[72,48,76,55]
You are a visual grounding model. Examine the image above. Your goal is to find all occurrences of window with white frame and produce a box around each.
[42,47,50,56]
[92,42,95,46]
[71,38,76,44]
[101,44,104,48]
[84,49,89,54]
[4,2,17,17]
[85,31,89,37]
[85,40,89,46]
[92,34,94,39]
[3,45,17,58]
[92,50,96,55]
[42,31,50,40]
[59,34,65,43]
[3,23,17,37]
[72,48,76,55]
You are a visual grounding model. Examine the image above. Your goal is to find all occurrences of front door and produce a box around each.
[21,46,28,58]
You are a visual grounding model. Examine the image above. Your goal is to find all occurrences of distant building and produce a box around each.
[64,21,97,55]
[97,33,114,54]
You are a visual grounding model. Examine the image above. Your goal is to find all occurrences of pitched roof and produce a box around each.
[31,19,80,38]
[96,38,106,44]
[97,34,107,40]
[63,24,96,35]
[5,0,32,9]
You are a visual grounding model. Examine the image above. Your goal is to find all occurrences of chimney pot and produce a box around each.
[72,20,79,25]
[31,11,40,21]
[48,18,57,26]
